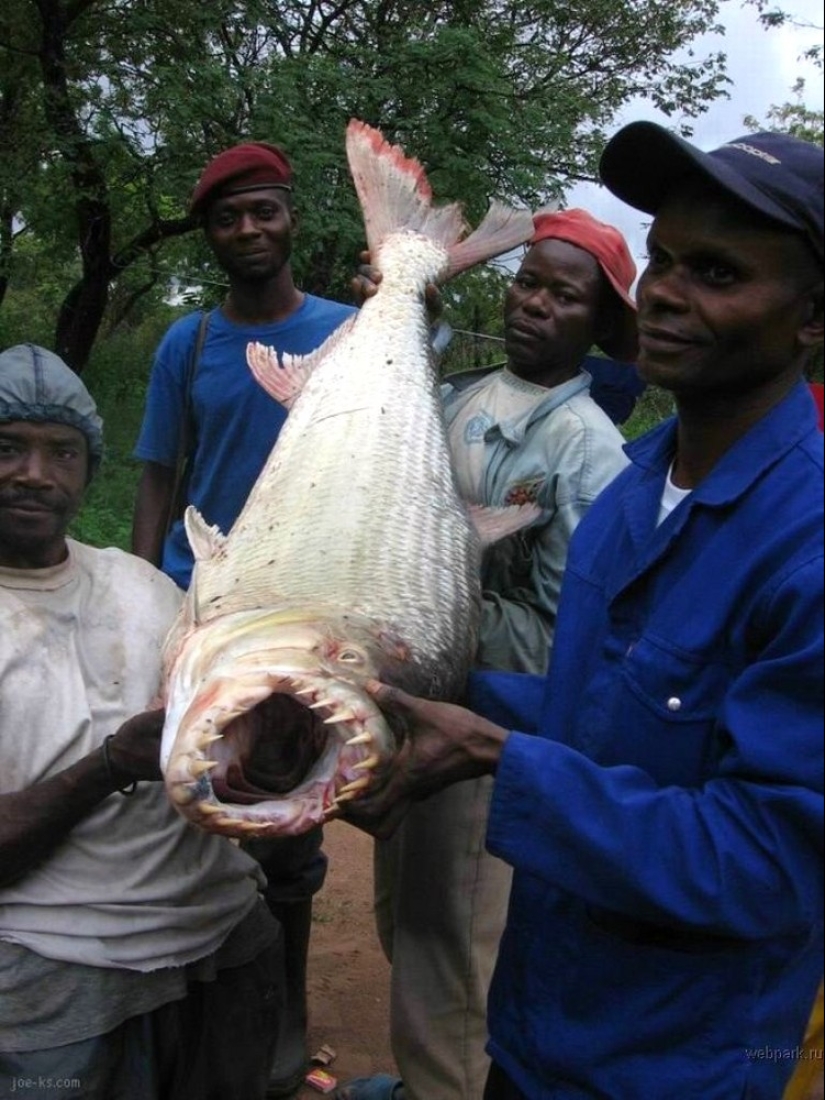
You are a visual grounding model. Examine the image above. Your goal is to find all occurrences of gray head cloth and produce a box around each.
[0,344,104,470]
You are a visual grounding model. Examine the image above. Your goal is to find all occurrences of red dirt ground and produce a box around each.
[297,819,398,1096]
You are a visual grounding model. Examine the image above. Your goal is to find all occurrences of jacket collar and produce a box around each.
[444,365,592,446]
[625,380,819,509]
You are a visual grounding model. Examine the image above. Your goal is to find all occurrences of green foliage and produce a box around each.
[744,79,824,145]
[69,309,186,549]
[622,385,676,440]
[1,0,734,366]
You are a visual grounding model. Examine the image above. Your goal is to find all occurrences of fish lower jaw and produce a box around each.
[163,672,393,838]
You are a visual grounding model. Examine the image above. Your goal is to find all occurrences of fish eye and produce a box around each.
[338,649,365,664]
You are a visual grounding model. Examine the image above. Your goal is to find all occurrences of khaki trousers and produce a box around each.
[374,776,512,1100]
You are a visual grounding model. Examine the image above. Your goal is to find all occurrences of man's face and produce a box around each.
[205,187,297,282]
[0,422,88,569]
[504,238,606,387]
[636,182,823,400]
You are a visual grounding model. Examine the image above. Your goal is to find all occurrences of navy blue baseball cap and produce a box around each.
[599,122,824,262]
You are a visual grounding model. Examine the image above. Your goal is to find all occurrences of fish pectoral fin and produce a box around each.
[468,502,542,546]
[247,323,356,410]
[184,506,227,562]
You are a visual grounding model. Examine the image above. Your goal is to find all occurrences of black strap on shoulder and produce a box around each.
[167,310,211,533]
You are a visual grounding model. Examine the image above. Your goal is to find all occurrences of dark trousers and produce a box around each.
[484,1061,528,1100]
[0,941,283,1100]
[242,827,328,1091]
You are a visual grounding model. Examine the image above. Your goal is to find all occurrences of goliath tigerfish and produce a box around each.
[159,120,536,837]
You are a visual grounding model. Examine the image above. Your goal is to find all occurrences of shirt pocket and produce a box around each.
[587,633,732,786]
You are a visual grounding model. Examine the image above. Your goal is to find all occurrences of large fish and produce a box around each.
[159,120,536,837]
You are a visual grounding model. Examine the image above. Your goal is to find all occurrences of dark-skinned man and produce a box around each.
[344,127,824,1100]
[346,210,638,1100]
[132,142,356,1099]
[0,344,282,1100]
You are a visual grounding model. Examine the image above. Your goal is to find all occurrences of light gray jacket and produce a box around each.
[443,367,629,674]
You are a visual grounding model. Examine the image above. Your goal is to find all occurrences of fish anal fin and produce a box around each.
[184,506,227,562]
[468,502,542,547]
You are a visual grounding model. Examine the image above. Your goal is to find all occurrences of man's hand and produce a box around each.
[351,252,443,321]
[340,681,509,839]
[104,709,167,786]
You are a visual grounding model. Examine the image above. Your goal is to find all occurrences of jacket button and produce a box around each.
[667,697,682,712]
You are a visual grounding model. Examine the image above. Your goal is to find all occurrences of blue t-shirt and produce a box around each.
[134,295,356,588]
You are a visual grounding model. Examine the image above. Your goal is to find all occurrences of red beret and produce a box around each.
[530,209,638,362]
[190,142,293,216]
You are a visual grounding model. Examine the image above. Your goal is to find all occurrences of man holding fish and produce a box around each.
[346,125,824,1100]
[0,345,283,1099]
[132,140,357,1098]
[357,209,639,1100]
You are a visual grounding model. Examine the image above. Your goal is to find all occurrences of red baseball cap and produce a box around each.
[190,141,293,217]
[530,209,638,361]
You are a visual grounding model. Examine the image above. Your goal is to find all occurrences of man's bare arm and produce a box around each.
[0,710,165,888]
[132,461,176,565]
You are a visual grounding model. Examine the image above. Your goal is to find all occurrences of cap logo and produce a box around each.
[726,142,782,167]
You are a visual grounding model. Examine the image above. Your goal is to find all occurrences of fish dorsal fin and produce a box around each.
[247,315,359,409]
[184,506,227,562]
[468,502,542,547]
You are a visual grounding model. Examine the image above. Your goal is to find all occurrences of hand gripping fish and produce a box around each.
[160,120,537,837]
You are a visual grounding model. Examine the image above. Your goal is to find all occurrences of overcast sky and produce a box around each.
[565,0,824,276]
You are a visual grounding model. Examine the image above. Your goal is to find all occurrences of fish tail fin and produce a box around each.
[446,202,535,278]
[346,120,533,274]
[347,120,465,257]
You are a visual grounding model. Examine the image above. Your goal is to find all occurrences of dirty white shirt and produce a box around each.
[0,540,265,973]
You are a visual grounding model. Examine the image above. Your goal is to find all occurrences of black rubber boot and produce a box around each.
[265,898,314,1099]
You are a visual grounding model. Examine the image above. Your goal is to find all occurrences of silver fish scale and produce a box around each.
[189,256,481,698]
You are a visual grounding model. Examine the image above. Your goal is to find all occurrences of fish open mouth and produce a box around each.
[163,666,394,838]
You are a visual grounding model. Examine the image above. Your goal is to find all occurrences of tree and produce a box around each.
[0,0,735,371]
[744,0,822,69]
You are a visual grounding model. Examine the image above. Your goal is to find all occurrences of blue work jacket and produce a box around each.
[478,381,824,1098]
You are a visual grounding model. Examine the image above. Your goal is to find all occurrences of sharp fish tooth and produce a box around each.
[324,708,356,725]
[338,776,371,797]
[190,759,219,778]
[169,783,197,805]
[198,732,224,747]
[198,802,225,817]
[346,732,372,747]
[353,754,381,772]
[310,697,337,710]
[332,791,360,805]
